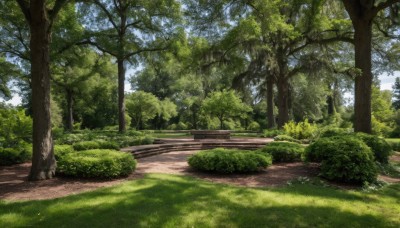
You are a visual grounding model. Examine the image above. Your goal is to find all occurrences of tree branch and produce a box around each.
[49,0,69,22]
[93,0,119,31]
[372,0,400,16]
[16,0,30,21]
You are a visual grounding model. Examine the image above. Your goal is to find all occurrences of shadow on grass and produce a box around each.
[0,174,399,227]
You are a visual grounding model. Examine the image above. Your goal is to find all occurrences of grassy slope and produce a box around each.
[1,174,399,228]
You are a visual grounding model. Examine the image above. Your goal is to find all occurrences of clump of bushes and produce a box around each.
[258,142,304,162]
[188,148,272,173]
[305,136,378,183]
[54,145,74,160]
[283,119,317,140]
[0,144,32,166]
[274,135,301,143]
[262,129,284,138]
[72,141,119,151]
[355,133,392,164]
[319,127,353,138]
[57,149,136,178]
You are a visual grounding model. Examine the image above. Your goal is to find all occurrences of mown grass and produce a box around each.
[1,174,399,227]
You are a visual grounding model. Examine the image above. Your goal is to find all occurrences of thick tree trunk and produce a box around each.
[66,90,74,131]
[28,2,56,180]
[327,95,335,116]
[117,58,126,132]
[353,19,372,133]
[277,76,289,128]
[266,77,275,128]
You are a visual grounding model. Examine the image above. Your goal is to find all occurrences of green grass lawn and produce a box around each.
[1,174,399,227]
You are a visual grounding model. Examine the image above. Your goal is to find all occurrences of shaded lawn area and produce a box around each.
[1,174,399,228]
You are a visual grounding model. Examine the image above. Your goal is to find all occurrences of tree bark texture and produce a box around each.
[66,90,74,131]
[353,19,373,133]
[277,76,290,128]
[28,1,56,180]
[266,77,275,128]
[117,58,126,132]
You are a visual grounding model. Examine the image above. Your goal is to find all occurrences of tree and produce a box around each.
[16,0,71,180]
[126,91,160,129]
[79,0,181,132]
[342,0,400,133]
[392,77,400,110]
[371,85,395,136]
[202,90,252,129]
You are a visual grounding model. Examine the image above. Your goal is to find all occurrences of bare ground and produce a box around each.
[1,150,399,201]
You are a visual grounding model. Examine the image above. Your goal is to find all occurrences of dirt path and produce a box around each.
[1,151,399,201]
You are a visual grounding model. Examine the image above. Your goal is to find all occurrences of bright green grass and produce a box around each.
[1,174,399,227]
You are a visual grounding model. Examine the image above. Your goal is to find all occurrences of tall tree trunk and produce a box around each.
[66,89,74,131]
[266,76,275,128]
[327,84,335,116]
[29,2,56,180]
[117,58,126,132]
[353,19,372,133]
[277,76,289,128]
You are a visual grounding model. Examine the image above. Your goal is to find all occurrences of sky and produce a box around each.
[2,71,399,106]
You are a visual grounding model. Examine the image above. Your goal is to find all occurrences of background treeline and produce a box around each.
[0,0,399,136]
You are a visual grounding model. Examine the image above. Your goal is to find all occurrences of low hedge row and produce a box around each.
[188,148,272,173]
[72,141,120,151]
[258,142,304,162]
[57,149,136,178]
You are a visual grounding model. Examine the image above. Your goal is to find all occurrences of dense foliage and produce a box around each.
[305,137,378,183]
[355,133,392,164]
[57,150,136,178]
[0,143,31,166]
[188,148,272,173]
[258,142,304,162]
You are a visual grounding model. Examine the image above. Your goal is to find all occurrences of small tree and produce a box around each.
[202,90,252,130]
[126,91,160,130]
[392,77,400,110]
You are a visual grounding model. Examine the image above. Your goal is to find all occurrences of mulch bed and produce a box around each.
[1,151,399,201]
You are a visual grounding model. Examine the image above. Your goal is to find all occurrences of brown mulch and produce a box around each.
[1,151,399,201]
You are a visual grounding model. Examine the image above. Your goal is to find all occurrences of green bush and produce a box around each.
[54,145,74,160]
[386,140,400,152]
[188,148,272,173]
[57,149,136,178]
[319,127,353,138]
[140,136,154,145]
[73,141,119,151]
[263,129,285,138]
[274,135,301,143]
[355,133,392,164]
[305,137,378,183]
[73,141,101,151]
[283,119,317,140]
[0,108,32,148]
[0,144,32,166]
[258,142,304,162]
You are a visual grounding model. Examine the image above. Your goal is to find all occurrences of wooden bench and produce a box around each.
[190,130,231,139]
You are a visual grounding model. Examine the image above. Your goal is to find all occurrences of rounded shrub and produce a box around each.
[355,133,392,164]
[306,136,378,183]
[258,142,304,162]
[54,145,74,160]
[57,149,136,178]
[188,148,272,173]
[0,144,32,166]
